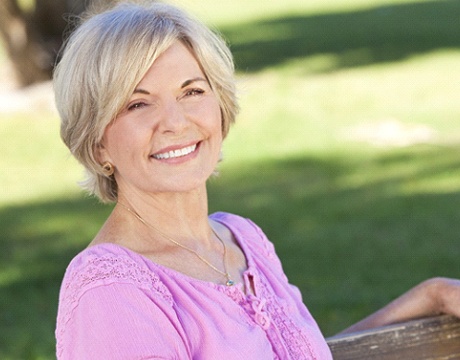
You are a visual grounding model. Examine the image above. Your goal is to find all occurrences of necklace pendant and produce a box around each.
[226,279,235,286]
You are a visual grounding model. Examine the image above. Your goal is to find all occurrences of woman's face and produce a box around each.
[98,41,223,196]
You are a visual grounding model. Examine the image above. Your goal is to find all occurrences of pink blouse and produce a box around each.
[56,212,332,359]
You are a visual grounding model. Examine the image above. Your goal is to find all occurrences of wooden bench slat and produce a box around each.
[326,315,460,359]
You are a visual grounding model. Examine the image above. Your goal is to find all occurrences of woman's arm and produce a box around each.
[339,277,460,334]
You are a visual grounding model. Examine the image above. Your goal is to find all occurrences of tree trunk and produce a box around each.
[0,0,50,86]
[0,0,87,87]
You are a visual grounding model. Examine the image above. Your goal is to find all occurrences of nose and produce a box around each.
[158,98,189,134]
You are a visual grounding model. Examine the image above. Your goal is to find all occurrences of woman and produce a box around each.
[54,1,460,359]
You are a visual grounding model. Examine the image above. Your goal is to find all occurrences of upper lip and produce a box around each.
[150,140,200,157]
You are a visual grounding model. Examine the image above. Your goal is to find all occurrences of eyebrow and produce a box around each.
[132,77,208,95]
[181,77,208,88]
[133,88,150,95]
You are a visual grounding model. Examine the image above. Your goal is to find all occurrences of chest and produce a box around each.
[157,268,332,360]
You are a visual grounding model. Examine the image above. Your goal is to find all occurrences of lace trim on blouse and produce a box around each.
[56,253,174,355]
[215,216,319,360]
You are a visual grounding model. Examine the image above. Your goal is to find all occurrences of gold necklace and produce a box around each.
[118,202,235,286]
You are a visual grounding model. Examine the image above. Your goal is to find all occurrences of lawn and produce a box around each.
[1,0,460,358]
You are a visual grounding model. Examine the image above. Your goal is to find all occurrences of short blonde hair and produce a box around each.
[54,0,238,203]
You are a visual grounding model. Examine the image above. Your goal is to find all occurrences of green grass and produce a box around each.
[0,113,82,205]
[1,0,460,358]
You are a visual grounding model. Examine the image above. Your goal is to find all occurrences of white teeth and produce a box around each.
[152,144,197,159]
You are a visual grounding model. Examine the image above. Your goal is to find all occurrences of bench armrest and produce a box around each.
[326,315,460,359]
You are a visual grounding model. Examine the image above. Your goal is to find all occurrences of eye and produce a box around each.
[185,88,205,97]
[127,101,147,111]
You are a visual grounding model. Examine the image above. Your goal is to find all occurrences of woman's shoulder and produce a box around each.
[59,243,174,305]
[210,212,280,263]
[209,211,263,235]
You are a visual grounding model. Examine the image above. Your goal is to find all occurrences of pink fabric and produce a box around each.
[56,212,332,359]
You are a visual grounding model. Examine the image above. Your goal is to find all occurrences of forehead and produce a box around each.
[136,42,205,89]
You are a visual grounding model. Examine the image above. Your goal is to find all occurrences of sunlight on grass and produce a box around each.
[176,0,430,25]
[224,50,460,165]
[0,267,23,287]
[0,113,82,205]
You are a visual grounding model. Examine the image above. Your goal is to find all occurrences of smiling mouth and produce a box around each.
[151,143,198,160]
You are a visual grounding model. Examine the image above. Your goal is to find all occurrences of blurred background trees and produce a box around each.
[0,0,87,87]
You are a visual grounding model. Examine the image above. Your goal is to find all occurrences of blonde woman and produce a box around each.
[54,2,460,359]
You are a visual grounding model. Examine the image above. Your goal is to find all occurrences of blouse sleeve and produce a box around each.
[57,281,190,360]
[56,249,191,360]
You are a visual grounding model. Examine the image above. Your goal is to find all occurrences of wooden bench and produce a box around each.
[326,315,460,359]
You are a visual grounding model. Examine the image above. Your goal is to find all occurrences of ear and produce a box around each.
[94,139,112,165]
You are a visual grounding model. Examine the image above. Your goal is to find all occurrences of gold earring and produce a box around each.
[101,161,114,176]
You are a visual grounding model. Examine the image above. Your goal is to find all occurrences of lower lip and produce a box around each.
[151,142,201,164]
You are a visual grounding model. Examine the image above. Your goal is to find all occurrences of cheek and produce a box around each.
[104,130,122,156]
[188,103,222,137]
[205,99,224,132]
[103,123,138,159]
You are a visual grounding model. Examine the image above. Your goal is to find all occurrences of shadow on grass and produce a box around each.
[2,145,460,358]
[221,0,460,73]
[0,197,112,359]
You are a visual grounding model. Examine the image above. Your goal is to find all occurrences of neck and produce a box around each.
[115,185,212,248]
[115,189,235,287]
